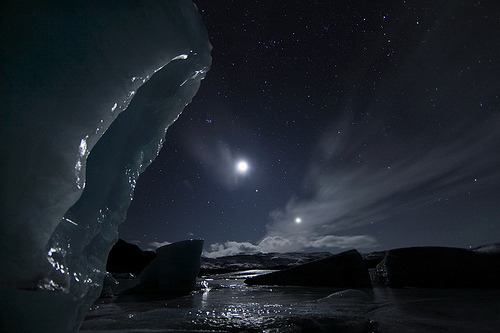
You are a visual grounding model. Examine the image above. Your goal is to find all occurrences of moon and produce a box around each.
[236,160,249,174]
[295,217,302,224]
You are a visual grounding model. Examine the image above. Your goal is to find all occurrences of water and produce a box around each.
[81,270,500,332]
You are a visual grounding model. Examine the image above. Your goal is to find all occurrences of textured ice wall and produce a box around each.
[0,0,211,331]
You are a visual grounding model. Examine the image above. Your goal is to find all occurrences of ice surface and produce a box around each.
[139,240,204,294]
[81,271,500,332]
[0,0,210,331]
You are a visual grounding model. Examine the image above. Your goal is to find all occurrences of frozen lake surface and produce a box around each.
[81,270,500,332]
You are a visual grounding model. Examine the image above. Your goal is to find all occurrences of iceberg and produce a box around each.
[139,239,204,294]
[106,239,156,276]
[245,249,372,288]
[0,0,211,331]
[375,246,500,288]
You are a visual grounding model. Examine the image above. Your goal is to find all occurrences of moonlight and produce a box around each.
[236,160,249,174]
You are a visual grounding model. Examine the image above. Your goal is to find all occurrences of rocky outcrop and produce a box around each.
[244,249,372,288]
[375,246,500,288]
[106,239,156,276]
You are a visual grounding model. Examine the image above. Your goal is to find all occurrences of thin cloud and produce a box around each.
[306,235,378,250]
[266,114,500,241]
[264,10,499,247]
[186,137,248,189]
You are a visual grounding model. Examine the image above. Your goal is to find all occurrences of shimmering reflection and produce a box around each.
[191,303,284,329]
[81,271,500,332]
[201,280,211,307]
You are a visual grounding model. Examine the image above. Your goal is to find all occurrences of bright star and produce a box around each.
[295,217,302,224]
[236,160,249,174]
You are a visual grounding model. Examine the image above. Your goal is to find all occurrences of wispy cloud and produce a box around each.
[186,136,250,189]
[205,114,499,258]
[261,7,500,249]
[266,113,500,242]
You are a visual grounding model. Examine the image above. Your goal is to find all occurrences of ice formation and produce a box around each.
[140,239,204,294]
[245,249,372,288]
[0,0,211,331]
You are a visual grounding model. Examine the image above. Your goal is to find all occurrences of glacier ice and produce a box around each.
[0,0,211,331]
[139,239,204,294]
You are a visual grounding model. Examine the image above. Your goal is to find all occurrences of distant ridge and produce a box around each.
[200,252,333,275]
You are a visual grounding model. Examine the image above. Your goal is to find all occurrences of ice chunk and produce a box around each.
[375,246,500,288]
[0,0,210,331]
[100,273,119,298]
[245,249,372,288]
[106,239,156,276]
[140,240,204,295]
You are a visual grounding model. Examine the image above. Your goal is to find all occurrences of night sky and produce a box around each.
[119,0,499,256]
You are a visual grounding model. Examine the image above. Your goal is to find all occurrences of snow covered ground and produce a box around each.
[81,270,500,332]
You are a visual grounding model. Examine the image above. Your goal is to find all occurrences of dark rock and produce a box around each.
[375,246,500,288]
[244,249,372,288]
[106,239,156,276]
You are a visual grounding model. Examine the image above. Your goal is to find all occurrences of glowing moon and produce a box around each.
[236,160,249,173]
[295,217,302,224]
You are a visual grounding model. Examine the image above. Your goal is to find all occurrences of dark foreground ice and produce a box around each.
[81,270,500,332]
